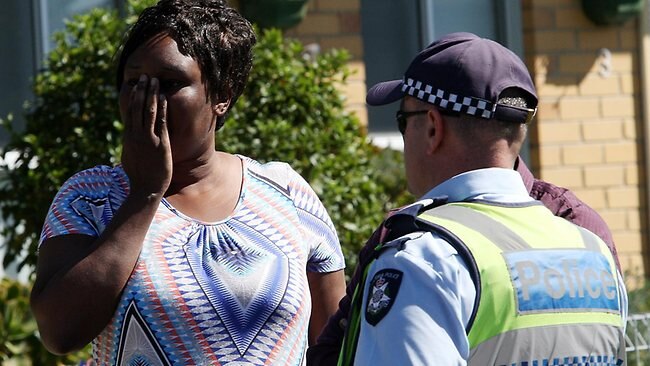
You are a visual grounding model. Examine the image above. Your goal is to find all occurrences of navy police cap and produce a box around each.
[366,32,538,124]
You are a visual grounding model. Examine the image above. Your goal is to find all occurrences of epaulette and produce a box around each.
[382,196,449,243]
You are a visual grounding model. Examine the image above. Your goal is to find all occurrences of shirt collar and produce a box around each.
[421,168,533,203]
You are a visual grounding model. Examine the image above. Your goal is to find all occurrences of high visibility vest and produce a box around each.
[339,199,626,365]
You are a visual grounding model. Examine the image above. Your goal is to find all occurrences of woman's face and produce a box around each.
[119,33,224,163]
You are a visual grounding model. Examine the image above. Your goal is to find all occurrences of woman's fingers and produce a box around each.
[146,77,158,138]
[125,85,137,133]
[155,94,168,141]
[129,74,148,134]
[121,74,172,196]
[126,75,166,143]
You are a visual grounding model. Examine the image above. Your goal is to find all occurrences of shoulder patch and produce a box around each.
[365,269,403,326]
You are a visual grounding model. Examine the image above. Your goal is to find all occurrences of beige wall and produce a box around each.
[522,0,647,282]
[279,0,647,281]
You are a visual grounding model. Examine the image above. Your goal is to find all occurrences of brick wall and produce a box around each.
[522,0,646,282]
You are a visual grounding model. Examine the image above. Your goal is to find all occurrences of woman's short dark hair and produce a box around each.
[115,0,256,130]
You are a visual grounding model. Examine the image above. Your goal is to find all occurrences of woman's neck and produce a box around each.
[166,150,232,196]
[163,151,244,222]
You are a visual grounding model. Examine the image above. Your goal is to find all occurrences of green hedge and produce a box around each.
[0,277,91,364]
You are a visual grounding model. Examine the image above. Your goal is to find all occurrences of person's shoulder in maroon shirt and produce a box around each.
[515,157,619,270]
[306,156,620,366]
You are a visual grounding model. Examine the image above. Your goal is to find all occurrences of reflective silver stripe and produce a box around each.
[578,226,604,252]
[422,205,531,252]
[469,323,626,365]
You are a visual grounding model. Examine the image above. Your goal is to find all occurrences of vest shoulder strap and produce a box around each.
[381,197,481,331]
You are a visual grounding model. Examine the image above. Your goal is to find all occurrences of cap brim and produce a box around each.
[366,79,404,106]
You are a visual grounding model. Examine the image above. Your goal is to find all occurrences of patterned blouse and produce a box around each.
[40,156,345,366]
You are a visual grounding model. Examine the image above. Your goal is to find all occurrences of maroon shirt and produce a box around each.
[306,158,620,365]
[516,159,619,269]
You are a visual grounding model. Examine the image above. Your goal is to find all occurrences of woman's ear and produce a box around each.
[213,100,230,116]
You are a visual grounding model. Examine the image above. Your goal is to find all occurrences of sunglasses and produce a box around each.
[395,110,429,134]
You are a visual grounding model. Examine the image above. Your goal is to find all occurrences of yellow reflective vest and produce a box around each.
[418,201,626,364]
[339,199,626,365]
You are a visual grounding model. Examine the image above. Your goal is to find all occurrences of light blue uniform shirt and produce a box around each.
[352,168,627,365]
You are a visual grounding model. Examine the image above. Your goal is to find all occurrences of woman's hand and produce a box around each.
[32,90,173,351]
[121,74,172,197]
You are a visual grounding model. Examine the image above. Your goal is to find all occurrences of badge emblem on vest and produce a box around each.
[365,269,403,325]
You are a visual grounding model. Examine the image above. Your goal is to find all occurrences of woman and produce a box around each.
[29,1,346,364]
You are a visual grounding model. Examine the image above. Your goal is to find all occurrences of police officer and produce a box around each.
[337,32,627,365]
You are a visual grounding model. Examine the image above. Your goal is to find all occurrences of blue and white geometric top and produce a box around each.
[40,155,345,366]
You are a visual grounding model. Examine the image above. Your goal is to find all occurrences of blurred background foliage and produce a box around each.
[0,278,91,365]
[0,0,409,363]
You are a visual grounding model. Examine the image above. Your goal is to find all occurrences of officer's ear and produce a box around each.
[426,107,445,155]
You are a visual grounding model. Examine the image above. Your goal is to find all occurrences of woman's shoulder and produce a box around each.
[66,164,126,182]
[61,164,129,196]
[240,155,299,188]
